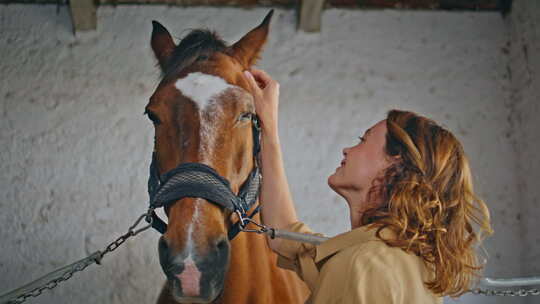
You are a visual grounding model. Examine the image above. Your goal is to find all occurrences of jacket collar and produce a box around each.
[314,224,395,263]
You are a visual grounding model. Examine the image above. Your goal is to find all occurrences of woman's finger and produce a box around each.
[244,70,261,93]
[251,68,271,81]
[250,69,273,87]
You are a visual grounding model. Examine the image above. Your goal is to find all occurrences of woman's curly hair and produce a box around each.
[363,109,492,297]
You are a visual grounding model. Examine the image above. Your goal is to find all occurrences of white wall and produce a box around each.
[0,4,535,304]
[507,2,540,303]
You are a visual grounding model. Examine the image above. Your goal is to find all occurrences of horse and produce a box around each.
[146,11,310,304]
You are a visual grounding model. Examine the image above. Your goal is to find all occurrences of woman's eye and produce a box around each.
[358,136,365,143]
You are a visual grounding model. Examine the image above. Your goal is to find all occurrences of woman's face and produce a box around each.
[328,120,395,202]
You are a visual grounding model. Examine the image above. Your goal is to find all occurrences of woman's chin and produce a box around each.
[327,173,339,192]
[328,172,350,199]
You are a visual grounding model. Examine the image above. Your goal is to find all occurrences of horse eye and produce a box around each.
[238,112,253,122]
[144,110,161,125]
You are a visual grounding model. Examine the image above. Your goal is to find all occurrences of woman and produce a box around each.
[243,69,492,303]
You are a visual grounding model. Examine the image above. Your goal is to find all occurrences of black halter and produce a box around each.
[146,115,262,240]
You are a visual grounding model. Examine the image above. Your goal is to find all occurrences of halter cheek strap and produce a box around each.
[146,115,262,240]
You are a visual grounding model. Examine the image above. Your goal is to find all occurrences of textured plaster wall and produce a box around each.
[0,4,533,304]
[507,2,540,303]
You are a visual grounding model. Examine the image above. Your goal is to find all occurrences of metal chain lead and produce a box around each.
[235,209,272,235]
[471,288,540,296]
[1,209,154,304]
[4,256,98,304]
[98,210,154,261]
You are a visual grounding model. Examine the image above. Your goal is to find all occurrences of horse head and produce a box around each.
[146,11,273,303]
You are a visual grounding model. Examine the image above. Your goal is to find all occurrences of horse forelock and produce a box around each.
[162,29,228,82]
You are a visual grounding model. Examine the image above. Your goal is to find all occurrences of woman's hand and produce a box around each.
[243,69,280,134]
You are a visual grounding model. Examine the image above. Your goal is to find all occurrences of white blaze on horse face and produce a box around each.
[185,200,200,253]
[175,200,203,298]
[175,72,234,111]
[175,72,236,161]
[174,73,244,262]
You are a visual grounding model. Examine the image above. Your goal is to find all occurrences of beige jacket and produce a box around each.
[275,222,443,304]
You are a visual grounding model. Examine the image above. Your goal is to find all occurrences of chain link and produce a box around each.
[98,210,154,261]
[7,258,95,304]
[235,209,271,234]
[471,287,540,296]
[2,209,154,304]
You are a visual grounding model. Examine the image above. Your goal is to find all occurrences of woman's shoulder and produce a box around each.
[323,234,401,270]
[339,230,428,275]
[315,227,405,283]
[317,236,441,303]
[349,241,414,269]
[319,227,433,289]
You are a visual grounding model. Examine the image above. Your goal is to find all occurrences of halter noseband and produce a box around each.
[146,115,262,240]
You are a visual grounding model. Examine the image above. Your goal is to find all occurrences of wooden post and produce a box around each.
[69,0,97,33]
[299,0,326,32]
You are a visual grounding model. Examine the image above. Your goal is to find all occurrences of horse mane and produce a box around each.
[162,29,228,81]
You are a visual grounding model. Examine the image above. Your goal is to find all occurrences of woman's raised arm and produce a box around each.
[244,69,298,251]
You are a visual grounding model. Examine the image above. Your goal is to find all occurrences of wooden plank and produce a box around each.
[69,0,97,33]
[6,0,505,11]
[330,0,500,9]
[95,0,285,5]
[299,0,326,32]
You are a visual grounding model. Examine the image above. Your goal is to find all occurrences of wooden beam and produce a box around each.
[69,0,97,33]
[299,0,326,32]
[7,0,506,11]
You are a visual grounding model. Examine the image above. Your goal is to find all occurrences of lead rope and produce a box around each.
[471,277,540,296]
[0,209,155,304]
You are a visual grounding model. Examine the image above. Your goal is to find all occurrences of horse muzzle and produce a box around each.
[158,236,230,303]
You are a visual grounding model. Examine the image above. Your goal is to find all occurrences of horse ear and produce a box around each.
[231,10,274,68]
[151,21,176,70]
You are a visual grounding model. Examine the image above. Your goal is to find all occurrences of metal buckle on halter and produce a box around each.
[234,208,246,227]
[144,207,155,224]
[128,208,155,235]
[235,208,269,234]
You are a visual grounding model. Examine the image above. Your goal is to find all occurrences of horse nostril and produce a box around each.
[217,239,227,250]
[159,237,169,252]
[158,237,169,263]
[216,237,229,256]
